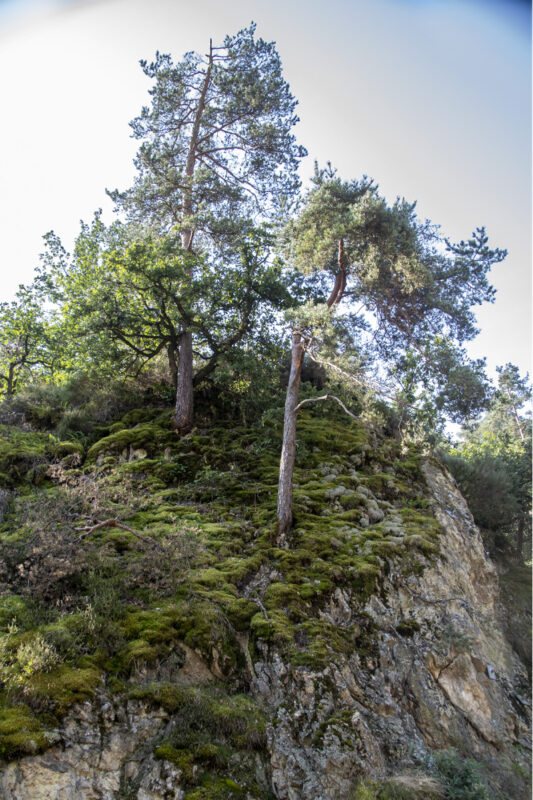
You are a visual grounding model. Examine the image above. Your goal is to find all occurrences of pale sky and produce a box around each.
[0,0,530,380]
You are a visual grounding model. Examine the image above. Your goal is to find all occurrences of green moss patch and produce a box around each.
[135,682,267,798]
[25,665,101,715]
[0,425,53,486]
[0,705,54,760]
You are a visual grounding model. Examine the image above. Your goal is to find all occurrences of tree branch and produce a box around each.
[294,394,357,419]
[76,518,162,548]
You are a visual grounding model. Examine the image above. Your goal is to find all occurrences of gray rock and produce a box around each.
[367,499,385,523]
[325,485,348,501]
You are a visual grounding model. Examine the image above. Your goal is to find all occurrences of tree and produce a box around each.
[108,24,306,432]
[276,167,506,542]
[40,214,293,402]
[445,364,532,560]
[0,285,60,399]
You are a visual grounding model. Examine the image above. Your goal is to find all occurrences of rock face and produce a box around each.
[0,460,530,799]
[0,697,180,800]
[257,460,531,800]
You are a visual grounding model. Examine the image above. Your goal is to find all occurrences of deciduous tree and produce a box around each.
[40,215,291,402]
[0,285,60,399]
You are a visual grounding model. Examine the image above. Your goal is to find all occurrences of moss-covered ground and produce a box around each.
[0,401,443,794]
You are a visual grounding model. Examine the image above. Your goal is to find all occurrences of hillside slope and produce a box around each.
[0,402,530,799]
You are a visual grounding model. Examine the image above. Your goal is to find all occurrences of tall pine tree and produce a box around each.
[109,24,305,432]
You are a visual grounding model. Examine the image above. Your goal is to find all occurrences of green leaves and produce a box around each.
[444,364,531,559]
[0,284,62,399]
[35,215,292,391]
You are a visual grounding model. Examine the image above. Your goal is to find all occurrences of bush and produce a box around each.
[433,751,489,800]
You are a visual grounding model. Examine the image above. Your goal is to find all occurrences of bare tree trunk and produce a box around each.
[6,363,15,397]
[173,42,213,434]
[174,330,194,434]
[275,239,348,545]
[276,330,305,545]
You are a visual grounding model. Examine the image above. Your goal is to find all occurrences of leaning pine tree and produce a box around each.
[109,24,306,433]
[276,167,506,544]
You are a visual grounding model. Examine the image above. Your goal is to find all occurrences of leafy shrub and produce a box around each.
[0,626,60,692]
[433,751,489,800]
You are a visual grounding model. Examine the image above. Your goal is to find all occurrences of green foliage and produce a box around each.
[0,283,62,400]
[443,363,531,561]
[109,23,305,237]
[354,777,443,800]
[432,751,489,800]
[39,215,294,408]
[284,166,505,436]
[0,705,53,760]
[132,683,266,797]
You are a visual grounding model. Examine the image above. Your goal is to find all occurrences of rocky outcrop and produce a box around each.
[0,460,530,799]
[255,460,531,799]
[0,696,179,800]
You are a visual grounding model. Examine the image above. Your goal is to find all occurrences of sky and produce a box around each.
[0,0,531,382]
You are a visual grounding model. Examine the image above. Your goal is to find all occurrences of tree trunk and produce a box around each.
[276,330,305,545]
[516,517,525,561]
[167,344,178,389]
[6,363,15,397]
[173,43,213,433]
[174,330,194,434]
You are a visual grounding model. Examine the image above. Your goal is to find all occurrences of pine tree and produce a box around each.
[108,24,305,433]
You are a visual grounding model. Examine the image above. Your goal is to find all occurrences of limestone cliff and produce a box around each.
[0,412,530,799]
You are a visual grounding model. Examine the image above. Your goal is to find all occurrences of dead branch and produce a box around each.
[76,518,162,549]
[294,394,357,419]
[252,596,271,623]
[306,348,392,400]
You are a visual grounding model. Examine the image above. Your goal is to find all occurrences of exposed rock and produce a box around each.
[0,459,529,800]
[366,498,384,524]
[0,695,171,800]
[253,460,531,800]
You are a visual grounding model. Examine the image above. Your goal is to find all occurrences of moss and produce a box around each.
[0,595,28,631]
[0,425,53,486]
[354,782,379,800]
[185,775,246,799]
[0,705,54,761]
[223,598,258,631]
[354,777,446,800]
[264,582,306,619]
[52,440,85,458]
[312,708,358,749]
[396,619,421,637]
[193,569,236,591]
[86,422,174,461]
[291,620,360,670]
[117,607,187,670]
[404,535,438,556]
[251,609,293,646]
[349,559,382,599]
[131,683,266,753]
[25,665,101,715]
[0,406,449,767]
[155,745,195,785]
[121,599,243,679]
